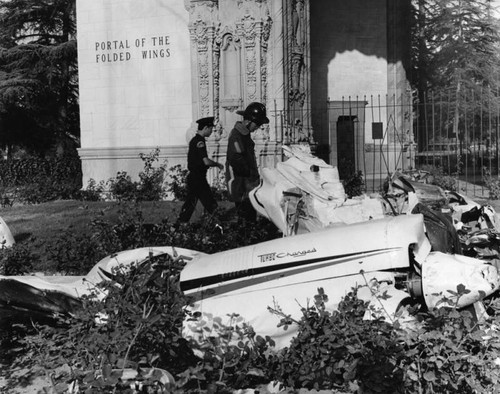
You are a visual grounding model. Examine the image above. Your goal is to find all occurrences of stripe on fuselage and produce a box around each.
[181,247,401,300]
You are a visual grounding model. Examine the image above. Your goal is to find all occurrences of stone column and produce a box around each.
[283,0,313,144]
[186,0,219,119]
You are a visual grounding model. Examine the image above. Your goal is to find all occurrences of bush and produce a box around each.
[0,154,83,204]
[35,203,281,276]
[401,303,500,393]
[78,179,106,202]
[179,314,275,392]
[137,149,168,201]
[165,164,229,202]
[8,254,193,393]
[8,251,276,393]
[269,288,405,392]
[483,169,500,200]
[270,287,500,394]
[165,164,188,201]
[0,243,39,275]
[342,170,365,198]
[107,148,168,202]
[419,165,457,191]
[107,171,138,202]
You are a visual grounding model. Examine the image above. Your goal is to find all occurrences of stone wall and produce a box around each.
[309,0,412,180]
[76,0,412,188]
[76,0,193,185]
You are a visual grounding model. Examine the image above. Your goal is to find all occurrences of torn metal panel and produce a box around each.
[0,246,202,317]
[422,252,500,309]
[250,145,384,233]
[0,217,14,248]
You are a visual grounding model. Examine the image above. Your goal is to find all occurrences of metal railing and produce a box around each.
[413,88,500,197]
[269,88,500,197]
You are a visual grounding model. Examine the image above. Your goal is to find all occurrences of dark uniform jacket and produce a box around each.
[225,121,259,202]
[188,133,209,176]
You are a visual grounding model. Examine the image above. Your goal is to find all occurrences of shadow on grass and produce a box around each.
[14,233,32,243]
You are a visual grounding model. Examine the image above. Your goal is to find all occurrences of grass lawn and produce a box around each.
[0,199,234,248]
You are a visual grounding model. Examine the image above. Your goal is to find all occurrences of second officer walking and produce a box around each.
[177,116,224,223]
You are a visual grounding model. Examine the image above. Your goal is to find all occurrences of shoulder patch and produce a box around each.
[196,141,205,149]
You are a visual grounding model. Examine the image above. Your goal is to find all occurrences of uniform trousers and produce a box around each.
[178,172,217,223]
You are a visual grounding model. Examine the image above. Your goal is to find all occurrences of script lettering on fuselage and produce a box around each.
[258,252,277,263]
[258,248,317,263]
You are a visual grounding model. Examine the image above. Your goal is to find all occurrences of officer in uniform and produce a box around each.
[226,102,269,222]
[178,116,224,223]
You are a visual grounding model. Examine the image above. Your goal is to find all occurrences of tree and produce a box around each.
[411,0,500,149]
[412,0,499,91]
[0,0,78,157]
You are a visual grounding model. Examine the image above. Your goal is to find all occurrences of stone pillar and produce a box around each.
[386,0,412,146]
[283,0,313,144]
[186,0,219,120]
[185,0,281,175]
[186,0,274,140]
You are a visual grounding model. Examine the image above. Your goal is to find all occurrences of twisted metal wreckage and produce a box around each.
[1,145,500,350]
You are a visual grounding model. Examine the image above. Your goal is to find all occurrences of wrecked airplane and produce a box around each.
[1,145,500,349]
[1,213,499,349]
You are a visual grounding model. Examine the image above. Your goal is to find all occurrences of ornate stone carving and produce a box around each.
[282,0,313,144]
[187,0,220,119]
[289,0,305,106]
[187,0,273,141]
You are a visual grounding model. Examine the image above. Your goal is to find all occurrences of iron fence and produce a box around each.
[269,87,500,197]
[413,88,500,197]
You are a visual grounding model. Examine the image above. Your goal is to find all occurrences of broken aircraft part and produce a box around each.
[1,214,498,349]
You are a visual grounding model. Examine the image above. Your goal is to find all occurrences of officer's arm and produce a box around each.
[203,157,224,170]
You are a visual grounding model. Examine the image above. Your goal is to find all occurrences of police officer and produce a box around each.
[226,102,269,222]
[178,117,224,223]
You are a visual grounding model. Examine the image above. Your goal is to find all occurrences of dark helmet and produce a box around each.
[236,102,270,126]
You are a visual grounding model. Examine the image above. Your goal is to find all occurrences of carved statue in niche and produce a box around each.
[292,0,304,48]
[220,33,242,105]
[289,0,305,106]
[218,32,243,136]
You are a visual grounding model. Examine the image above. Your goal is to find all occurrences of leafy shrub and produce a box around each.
[165,164,228,202]
[270,286,500,394]
[179,313,275,392]
[0,154,81,187]
[165,164,188,201]
[10,254,192,393]
[16,178,80,204]
[44,205,167,275]
[269,288,405,392]
[168,213,281,254]
[78,179,106,202]
[211,172,229,201]
[107,148,168,202]
[137,149,168,201]
[107,171,138,202]
[39,204,281,276]
[342,170,365,198]
[0,243,39,275]
[45,231,109,275]
[419,165,457,191]
[401,303,500,393]
[483,169,500,199]
[0,154,83,204]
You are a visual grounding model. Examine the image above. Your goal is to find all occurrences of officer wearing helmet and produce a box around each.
[226,102,269,222]
[178,116,224,223]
